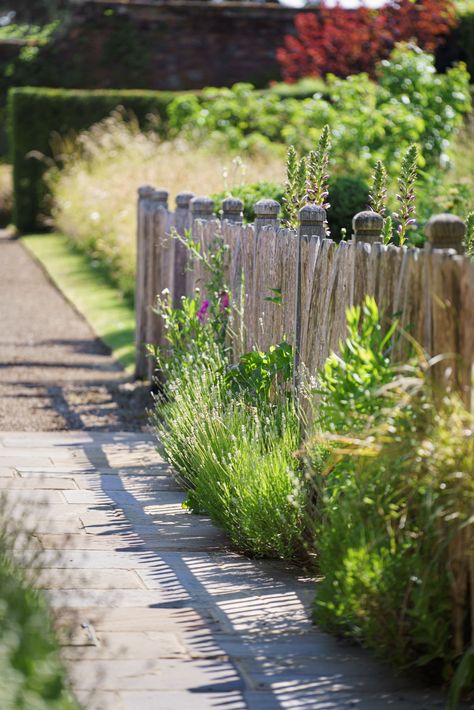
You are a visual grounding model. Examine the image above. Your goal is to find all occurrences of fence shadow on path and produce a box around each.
[34,431,448,710]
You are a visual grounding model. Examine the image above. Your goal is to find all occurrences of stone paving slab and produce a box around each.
[0,431,447,710]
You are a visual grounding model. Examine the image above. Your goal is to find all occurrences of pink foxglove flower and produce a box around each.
[197,299,210,323]
[219,291,230,312]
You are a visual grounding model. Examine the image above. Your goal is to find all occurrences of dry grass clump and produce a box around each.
[0,163,13,226]
[46,112,284,296]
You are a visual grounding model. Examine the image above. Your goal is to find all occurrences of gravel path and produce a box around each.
[0,232,150,431]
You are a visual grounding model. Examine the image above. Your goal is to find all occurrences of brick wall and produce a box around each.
[30,0,313,89]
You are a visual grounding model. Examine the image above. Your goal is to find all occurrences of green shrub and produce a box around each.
[315,296,398,434]
[214,175,368,234]
[0,524,77,709]
[155,352,304,560]
[457,10,474,79]
[326,175,369,239]
[305,298,473,680]
[212,181,284,223]
[168,46,470,175]
[7,86,185,231]
[312,380,473,679]
[439,6,474,82]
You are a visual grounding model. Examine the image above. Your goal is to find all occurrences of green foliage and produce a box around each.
[7,87,186,231]
[152,290,227,380]
[150,228,303,559]
[466,211,474,256]
[316,296,398,434]
[0,21,59,42]
[383,214,394,245]
[212,182,285,224]
[225,341,293,404]
[154,353,304,559]
[304,299,474,679]
[152,227,229,378]
[452,9,474,84]
[166,45,470,179]
[214,173,369,239]
[0,523,77,709]
[394,144,419,246]
[8,45,471,230]
[311,377,474,677]
[448,646,474,709]
[326,174,369,240]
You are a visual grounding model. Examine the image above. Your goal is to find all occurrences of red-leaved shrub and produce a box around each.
[277,0,456,82]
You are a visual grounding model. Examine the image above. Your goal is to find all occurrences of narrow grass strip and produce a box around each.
[22,233,135,372]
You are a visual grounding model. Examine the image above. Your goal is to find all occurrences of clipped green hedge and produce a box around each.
[8,87,185,231]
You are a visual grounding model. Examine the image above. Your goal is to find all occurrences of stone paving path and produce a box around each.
[0,430,446,710]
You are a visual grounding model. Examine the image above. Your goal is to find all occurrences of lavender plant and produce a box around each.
[393,144,419,246]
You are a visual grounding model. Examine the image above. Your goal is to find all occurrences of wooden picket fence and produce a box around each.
[135,188,474,407]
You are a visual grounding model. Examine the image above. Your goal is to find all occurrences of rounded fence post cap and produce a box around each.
[175,192,195,208]
[254,199,280,218]
[222,196,244,213]
[151,188,169,205]
[353,210,384,233]
[138,185,155,199]
[190,196,215,214]
[425,213,466,242]
[299,204,326,223]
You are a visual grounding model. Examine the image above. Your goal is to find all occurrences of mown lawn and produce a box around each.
[22,233,135,372]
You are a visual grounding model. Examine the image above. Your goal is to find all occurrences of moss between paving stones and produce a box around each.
[22,233,135,372]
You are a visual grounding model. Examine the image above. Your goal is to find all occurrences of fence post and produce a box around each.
[135,185,155,379]
[187,197,215,296]
[425,213,466,254]
[254,199,280,232]
[146,188,170,382]
[190,196,215,222]
[352,210,384,244]
[222,197,243,224]
[294,204,327,396]
[152,189,169,210]
[174,192,194,306]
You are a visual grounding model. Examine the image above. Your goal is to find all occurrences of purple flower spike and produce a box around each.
[219,291,230,312]
[197,299,210,323]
